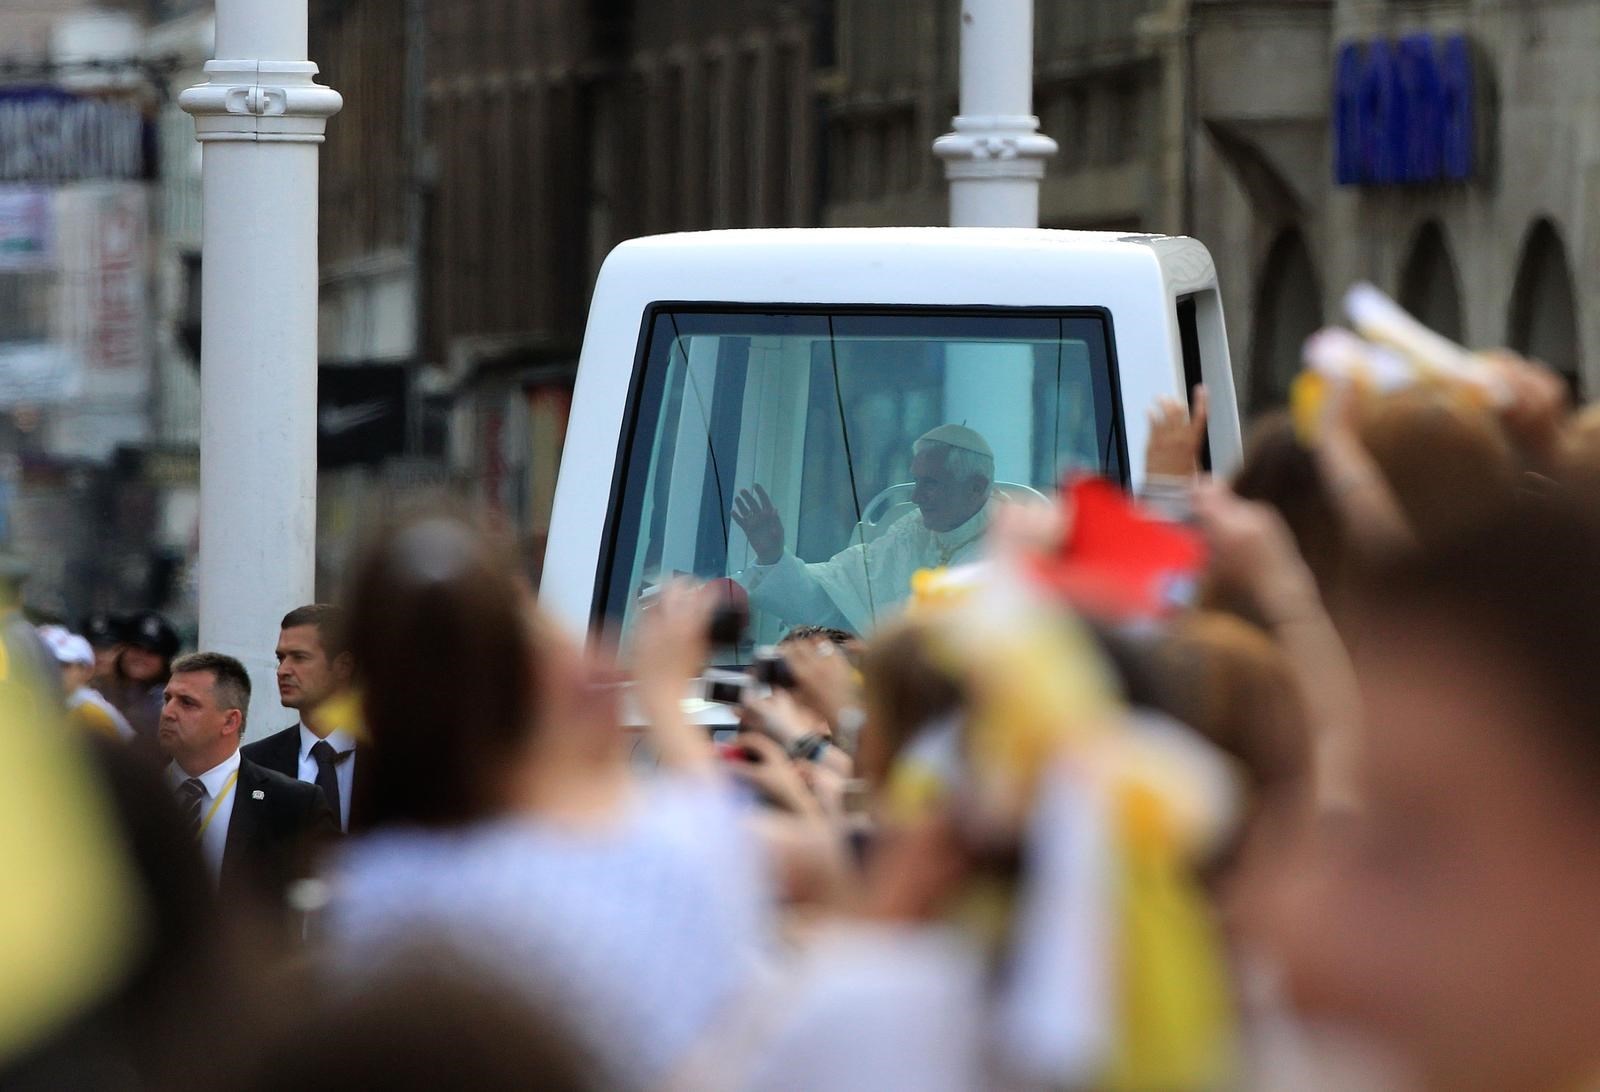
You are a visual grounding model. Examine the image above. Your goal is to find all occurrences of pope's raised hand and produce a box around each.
[733,483,785,565]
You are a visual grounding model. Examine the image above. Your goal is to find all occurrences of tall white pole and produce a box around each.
[934,2,1055,480]
[179,0,341,737]
[933,0,1057,228]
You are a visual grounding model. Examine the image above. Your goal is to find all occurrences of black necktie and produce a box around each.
[310,740,343,825]
[177,778,205,841]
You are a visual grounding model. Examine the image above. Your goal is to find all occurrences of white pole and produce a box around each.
[933,0,1057,228]
[179,0,341,738]
[934,1,1054,478]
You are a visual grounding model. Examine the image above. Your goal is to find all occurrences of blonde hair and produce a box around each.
[1155,612,1308,792]
[857,617,966,789]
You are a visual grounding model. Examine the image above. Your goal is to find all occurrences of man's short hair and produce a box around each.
[779,624,855,647]
[280,603,349,659]
[913,437,995,488]
[171,651,252,726]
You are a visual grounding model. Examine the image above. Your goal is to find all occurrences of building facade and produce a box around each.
[311,0,827,579]
[1191,0,1597,409]
[0,0,206,624]
[824,0,1600,411]
[312,0,1600,579]
[825,0,1181,233]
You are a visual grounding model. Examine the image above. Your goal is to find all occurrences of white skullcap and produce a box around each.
[916,424,993,461]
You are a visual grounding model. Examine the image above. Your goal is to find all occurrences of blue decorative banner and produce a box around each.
[1334,34,1476,186]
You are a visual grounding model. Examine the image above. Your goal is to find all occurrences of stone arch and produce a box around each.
[1508,218,1582,396]
[1250,228,1322,413]
[1398,220,1464,343]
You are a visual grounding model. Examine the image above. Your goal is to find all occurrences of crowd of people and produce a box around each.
[7,343,1600,1091]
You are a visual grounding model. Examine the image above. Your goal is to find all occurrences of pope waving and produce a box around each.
[732,425,996,634]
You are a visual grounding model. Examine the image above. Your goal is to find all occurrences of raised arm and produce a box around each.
[1193,479,1363,812]
[732,484,786,565]
[630,581,716,776]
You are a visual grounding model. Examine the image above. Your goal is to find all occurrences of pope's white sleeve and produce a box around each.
[737,552,855,631]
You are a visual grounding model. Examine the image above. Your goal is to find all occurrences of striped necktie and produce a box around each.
[177,777,206,841]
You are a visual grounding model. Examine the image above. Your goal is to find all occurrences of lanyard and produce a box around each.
[195,769,240,841]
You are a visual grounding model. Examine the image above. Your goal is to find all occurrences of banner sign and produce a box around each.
[32,183,152,422]
[0,188,52,271]
[0,86,148,184]
[1334,34,1476,186]
[87,188,144,374]
[0,341,80,406]
[319,364,409,468]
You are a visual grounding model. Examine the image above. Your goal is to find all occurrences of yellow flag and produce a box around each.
[0,672,143,1065]
[1103,782,1236,1090]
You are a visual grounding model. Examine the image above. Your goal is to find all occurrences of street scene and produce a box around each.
[6,1,1600,1088]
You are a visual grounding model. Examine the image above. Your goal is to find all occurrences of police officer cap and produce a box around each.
[81,611,127,648]
[125,610,180,658]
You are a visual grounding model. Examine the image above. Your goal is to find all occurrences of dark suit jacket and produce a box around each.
[242,723,370,831]
[219,757,338,908]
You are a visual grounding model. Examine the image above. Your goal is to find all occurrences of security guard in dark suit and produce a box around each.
[158,652,335,915]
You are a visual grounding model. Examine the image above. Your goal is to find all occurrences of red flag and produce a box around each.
[1025,477,1205,620]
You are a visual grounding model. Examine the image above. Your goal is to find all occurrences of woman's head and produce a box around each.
[1155,611,1308,799]
[857,618,966,791]
[1357,389,1519,547]
[1147,612,1310,925]
[346,516,539,827]
[1255,499,1600,1090]
[1230,411,1347,601]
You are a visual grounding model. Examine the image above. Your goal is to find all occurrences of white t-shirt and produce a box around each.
[713,922,986,1092]
[325,774,774,1086]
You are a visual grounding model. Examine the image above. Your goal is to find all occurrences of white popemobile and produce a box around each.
[542,227,1241,658]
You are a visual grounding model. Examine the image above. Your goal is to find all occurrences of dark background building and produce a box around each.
[310,0,1599,582]
[1,0,1594,604]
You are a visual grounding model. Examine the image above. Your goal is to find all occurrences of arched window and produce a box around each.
[1250,229,1322,413]
[1508,219,1583,397]
[1398,221,1464,343]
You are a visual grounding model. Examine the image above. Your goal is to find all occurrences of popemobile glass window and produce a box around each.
[601,308,1125,659]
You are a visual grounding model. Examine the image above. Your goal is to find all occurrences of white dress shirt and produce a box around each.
[166,749,242,886]
[296,722,357,831]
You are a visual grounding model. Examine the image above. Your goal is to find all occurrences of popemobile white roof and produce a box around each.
[590,227,1219,307]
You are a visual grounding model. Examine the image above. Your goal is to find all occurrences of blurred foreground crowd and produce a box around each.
[7,348,1600,1092]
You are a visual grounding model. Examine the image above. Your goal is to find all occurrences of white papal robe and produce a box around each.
[737,502,992,634]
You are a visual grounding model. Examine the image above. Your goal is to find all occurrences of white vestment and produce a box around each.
[738,503,991,633]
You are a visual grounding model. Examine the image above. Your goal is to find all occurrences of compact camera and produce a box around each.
[702,647,796,705]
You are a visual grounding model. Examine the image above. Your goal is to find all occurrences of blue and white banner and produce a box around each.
[0,86,148,185]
